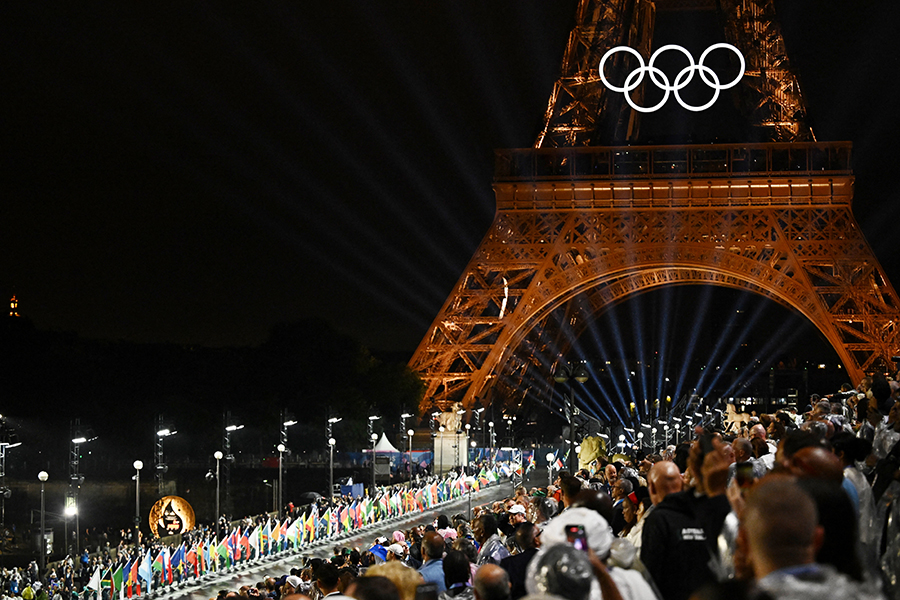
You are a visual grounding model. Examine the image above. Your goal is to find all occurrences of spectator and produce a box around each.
[419,531,447,593]
[499,523,541,600]
[473,515,509,567]
[473,565,510,600]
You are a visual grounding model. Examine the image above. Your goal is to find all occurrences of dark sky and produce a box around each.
[3,1,899,356]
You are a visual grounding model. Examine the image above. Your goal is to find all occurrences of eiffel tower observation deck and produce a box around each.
[410,0,900,414]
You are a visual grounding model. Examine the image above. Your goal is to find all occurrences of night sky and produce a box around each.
[3,1,899,356]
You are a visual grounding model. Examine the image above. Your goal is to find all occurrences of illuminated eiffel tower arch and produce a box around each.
[410,0,900,412]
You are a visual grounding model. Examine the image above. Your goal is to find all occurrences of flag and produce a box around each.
[526,453,535,473]
[241,528,252,558]
[139,551,152,590]
[217,537,230,568]
[185,545,198,578]
[203,543,213,574]
[226,529,236,562]
[121,558,133,599]
[111,564,124,600]
[248,525,260,557]
[286,516,300,548]
[262,520,271,554]
[163,546,173,584]
[87,566,102,591]
[304,510,315,543]
[171,543,185,577]
[152,551,164,575]
[340,506,350,532]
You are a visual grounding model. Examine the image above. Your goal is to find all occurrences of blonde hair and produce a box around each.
[365,561,424,600]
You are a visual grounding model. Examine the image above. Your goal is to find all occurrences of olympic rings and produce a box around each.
[598,43,745,113]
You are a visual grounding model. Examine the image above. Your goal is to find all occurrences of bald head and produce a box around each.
[742,478,821,578]
[750,424,767,440]
[473,564,510,600]
[647,461,683,505]
[787,447,843,484]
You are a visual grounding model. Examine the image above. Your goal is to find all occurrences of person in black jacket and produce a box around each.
[498,523,540,600]
[640,433,731,600]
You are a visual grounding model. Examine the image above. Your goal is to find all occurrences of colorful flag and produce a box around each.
[139,551,152,589]
[185,546,198,578]
[111,564,124,600]
[262,520,271,554]
[304,510,315,543]
[217,537,230,568]
[241,528,251,559]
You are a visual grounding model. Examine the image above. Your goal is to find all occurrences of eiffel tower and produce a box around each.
[410,0,900,414]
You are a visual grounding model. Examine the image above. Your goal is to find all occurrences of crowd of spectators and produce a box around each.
[2,374,900,600]
[197,374,900,600]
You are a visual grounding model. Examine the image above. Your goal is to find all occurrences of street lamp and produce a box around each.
[464,424,471,471]
[213,451,223,541]
[438,426,445,477]
[328,438,336,500]
[488,422,494,468]
[545,453,555,488]
[276,444,285,518]
[133,460,142,553]
[370,433,378,495]
[554,362,589,474]
[38,471,48,582]
[156,425,176,496]
[406,429,414,484]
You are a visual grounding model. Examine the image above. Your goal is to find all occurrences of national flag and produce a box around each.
[262,520,271,554]
[152,550,164,575]
[499,463,512,478]
[203,543,213,573]
[111,564,124,600]
[171,543,185,576]
[526,453,536,473]
[121,558,134,599]
[130,554,141,596]
[217,537,230,568]
[304,510,316,543]
[286,516,300,548]
[87,566,102,591]
[196,541,206,575]
[279,518,289,548]
[328,507,338,535]
[226,529,236,562]
[139,552,152,590]
[241,528,252,558]
[340,506,350,532]
[185,545,198,578]
[248,525,260,557]
[163,546,173,584]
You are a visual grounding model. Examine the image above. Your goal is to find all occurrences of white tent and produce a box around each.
[372,432,401,453]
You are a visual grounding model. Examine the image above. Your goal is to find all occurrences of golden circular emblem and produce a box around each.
[149,496,196,537]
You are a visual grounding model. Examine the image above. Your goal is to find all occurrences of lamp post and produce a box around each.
[438,426,445,477]
[370,433,378,495]
[38,471,48,582]
[545,453,555,488]
[554,362,590,474]
[133,460,142,554]
[156,421,176,496]
[464,424,471,472]
[276,444,285,518]
[401,413,413,482]
[406,429,414,484]
[326,416,342,499]
[328,438,336,500]
[213,451,223,541]
[488,422,494,468]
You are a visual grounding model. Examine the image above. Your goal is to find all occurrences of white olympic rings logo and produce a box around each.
[598,43,745,113]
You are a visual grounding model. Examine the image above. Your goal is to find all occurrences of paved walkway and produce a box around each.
[155,481,515,600]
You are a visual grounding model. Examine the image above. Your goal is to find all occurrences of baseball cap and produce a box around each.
[508,504,526,515]
[285,576,302,590]
[387,543,406,556]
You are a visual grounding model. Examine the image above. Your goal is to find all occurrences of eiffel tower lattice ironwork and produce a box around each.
[409,0,900,413]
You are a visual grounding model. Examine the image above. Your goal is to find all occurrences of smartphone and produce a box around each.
[735,461,755,487]
[415,583,439,600]
[565,524,588,552]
